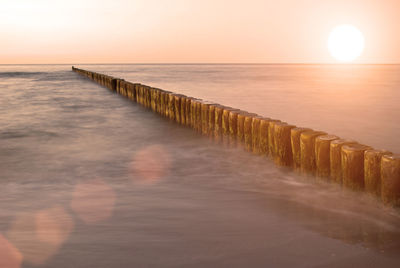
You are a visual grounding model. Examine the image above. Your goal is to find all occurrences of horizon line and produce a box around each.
[1,62,400,66]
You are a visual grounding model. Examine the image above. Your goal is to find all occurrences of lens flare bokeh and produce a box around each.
[131,145,172,184]
[0,234,22,268]
[70,178,116,225]
[6,206,74,265]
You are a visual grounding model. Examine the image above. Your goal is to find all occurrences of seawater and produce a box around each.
[1,64,400,267]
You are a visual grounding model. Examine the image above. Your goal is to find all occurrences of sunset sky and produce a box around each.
[1,0,399,64]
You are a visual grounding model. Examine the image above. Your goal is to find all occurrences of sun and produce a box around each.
[328,25,365,62]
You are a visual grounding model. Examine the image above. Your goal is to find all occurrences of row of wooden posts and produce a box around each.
[72,66,400,207]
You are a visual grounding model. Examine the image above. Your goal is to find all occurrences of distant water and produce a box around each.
[83,64,400,153]
[1,64,400,267]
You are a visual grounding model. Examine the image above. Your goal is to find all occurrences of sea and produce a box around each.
[1,64,400,267]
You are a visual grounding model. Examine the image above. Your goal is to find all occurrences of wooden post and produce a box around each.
[252,117,262,154]
[315,135,339,178]
[151,88,156,111]
[168,93,175,121]
[341,144,372,191]
[142,85,147,106]
[128,83,135,100]
[222,107,237,141]
[151,88,157,112]
[259,118,272,156]
[268,120,282,158]
[174,94,181,124]
[208,104,216,137]
[273,123,296,166]
[132,83,139,102]
[201,101,212,135]
[160,91,166,116]
[141,85,147,107]
[381,154,400,206]
[190,99,196,129]
[123,81,129,97]
[290,128,312,170]
[116,79,122,94]
[141,85,147,106]
[214,105,224,140]
[364,149,392,197]
[300,130,326,175]
[180,95,186,125]
[244,114,255,151]
[111,78,117,91]
[139,84,144,105]
[145,86,151,108]
[124,82,130,97]
[148,87,153,108]
[130,82,135,100]
[135,84,140,103]
[136,84,141,104]
[330,139,357,184]
[122,81,128,97]
[236,111,248,144]
[190,99,197,129]
[126,81,131,97]
[229,110,240,141]
[115,78,120,93]
[125,82,131,99]
[156,89,162,114]
[222,108,229,136]
[185,97,192,127]
[195,101,202,132]
[105,76,109,89]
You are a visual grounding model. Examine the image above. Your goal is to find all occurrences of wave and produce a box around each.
[0,129,59,139]
[0,72,47,78]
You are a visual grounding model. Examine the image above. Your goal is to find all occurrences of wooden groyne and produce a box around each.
[72,66,400,207]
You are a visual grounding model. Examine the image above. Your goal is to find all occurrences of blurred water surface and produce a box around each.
[1,64,400,267]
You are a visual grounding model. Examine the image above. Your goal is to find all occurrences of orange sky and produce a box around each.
[1,0,399,64]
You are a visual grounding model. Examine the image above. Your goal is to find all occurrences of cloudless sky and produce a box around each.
[1,0,399,64]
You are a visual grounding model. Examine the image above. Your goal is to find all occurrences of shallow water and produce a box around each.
[1,64,400,267]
